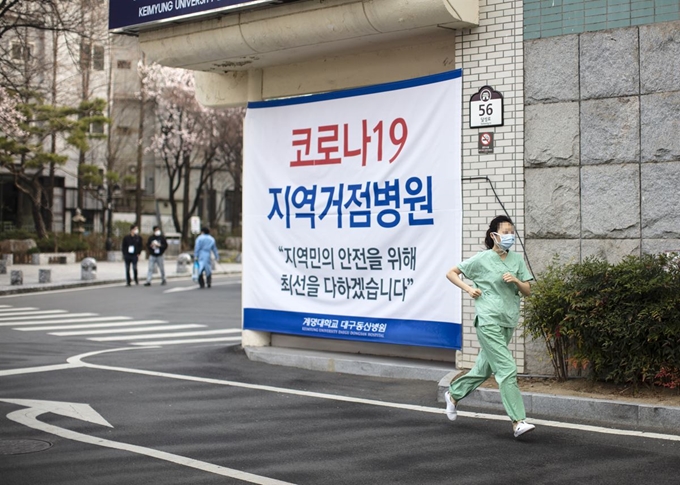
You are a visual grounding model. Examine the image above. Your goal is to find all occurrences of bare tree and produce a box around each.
[143,63,244,244]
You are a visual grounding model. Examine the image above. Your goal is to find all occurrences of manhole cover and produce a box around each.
[0,439,52,455]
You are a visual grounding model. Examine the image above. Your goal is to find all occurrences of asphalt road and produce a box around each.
[1,278,679,485]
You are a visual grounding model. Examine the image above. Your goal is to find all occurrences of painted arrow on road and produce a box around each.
[1,398,295,485]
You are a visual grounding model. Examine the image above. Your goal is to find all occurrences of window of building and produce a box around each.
[93,45,105,70]
[11,42,32,61]
[90,122,105,134]
[117,60,132,69]
[80,41,104,71]
[115,126,133,135]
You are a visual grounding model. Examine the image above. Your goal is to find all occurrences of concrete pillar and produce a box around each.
[0,259,6,274]
[242,68,271,349]
[10,270,22,285]
[39,269,51,283]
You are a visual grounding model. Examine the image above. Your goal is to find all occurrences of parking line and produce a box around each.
[92,329,242,341]
[51,324,205,336]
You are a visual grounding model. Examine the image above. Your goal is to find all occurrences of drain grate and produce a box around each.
[0,439,52,455]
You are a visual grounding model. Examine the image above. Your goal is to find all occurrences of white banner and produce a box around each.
[243,70,463,349]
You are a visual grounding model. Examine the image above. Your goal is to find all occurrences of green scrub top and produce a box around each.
[457,250,533,328]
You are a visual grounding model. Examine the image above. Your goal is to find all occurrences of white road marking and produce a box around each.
[163,281,240,293]
[0,363,83,377]
[66,347,680,443]
[91,329,242,341]
[0,307,37,312]
[0,313,101,327]
[131,336,242,346]
[0,305,12,308]
[0,310,68,319]
[0,283,127,298]
[51,324,205,336]
[2,399,294,485]
[16,320,170,332]
[0,316,132,327]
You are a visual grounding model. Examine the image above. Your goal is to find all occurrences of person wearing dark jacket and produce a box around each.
[122,224,143,286]
[144,225,168,286]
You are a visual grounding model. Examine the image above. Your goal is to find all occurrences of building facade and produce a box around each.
[130,0,680,372]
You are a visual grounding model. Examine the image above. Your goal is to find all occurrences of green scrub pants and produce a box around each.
[448,323,526,422]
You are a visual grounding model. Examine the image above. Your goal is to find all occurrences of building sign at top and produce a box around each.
[109,0,299,33]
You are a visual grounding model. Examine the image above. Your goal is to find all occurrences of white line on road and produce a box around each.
[91,329,242,341]
[163,281,240,293]
[5,405,295,485]
[1,316,132,327]
[50,324,204,336]
[0,312,99,323]
[67,347,680,443]
[130,336,242,346]
[0,310,68,319]
[0,363,83,377]
[16,320,170,331]
[0,307,37,312]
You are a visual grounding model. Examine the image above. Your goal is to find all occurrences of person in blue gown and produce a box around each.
[194,227,219,288]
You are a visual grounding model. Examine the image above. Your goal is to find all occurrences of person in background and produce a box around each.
[194,226,219,289]
[122,224,143,286]
[144,225,168,286]
[444,215,535,438]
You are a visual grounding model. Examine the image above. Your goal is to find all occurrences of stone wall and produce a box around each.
[524,20,680,373]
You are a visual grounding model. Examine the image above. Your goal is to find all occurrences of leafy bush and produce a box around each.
[0,229,37,241]
[35,233,89,252]
[524,254,680,386]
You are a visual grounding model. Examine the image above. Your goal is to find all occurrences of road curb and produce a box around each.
[0,271,241,296]
[246,346,680,434]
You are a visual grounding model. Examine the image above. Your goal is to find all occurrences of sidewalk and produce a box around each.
[0,258,242,295]
[2,261,678,435]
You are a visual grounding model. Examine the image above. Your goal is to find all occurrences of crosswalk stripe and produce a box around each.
[0,307,37,312]
[13,317,151,332]
[0,316,131,327]
[50,324,205,337]
[0,312,98,324]
[132,336,242,346]
[0,310,68,319]
[16,320,169,332]
[0,305,12,309]
[90,329,242,342]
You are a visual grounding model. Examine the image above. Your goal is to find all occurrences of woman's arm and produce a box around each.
[446,267,482,299]
[502,273,532,297]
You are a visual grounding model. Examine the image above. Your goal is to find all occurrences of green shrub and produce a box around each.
[35,233,89,252]
[0,229,37,241]
[524,254,680,386]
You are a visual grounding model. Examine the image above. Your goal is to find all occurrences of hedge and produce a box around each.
[523,254,680,388]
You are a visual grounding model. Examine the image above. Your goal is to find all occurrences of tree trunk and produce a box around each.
[181,152,191,245]
[30,183,48,239]
[136,54,147,226]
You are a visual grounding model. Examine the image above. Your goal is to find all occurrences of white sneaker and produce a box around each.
[444,391,457,421]
[513,420,535,438]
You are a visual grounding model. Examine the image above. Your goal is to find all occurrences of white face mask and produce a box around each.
[132,229,138,235]
[154,231,161,236]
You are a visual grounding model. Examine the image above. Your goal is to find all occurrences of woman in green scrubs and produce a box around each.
[444,215,535,438]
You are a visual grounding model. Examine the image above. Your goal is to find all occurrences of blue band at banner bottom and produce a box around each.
[243,308,462,350]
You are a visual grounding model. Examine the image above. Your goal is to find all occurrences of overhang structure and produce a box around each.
[137,0,479,107]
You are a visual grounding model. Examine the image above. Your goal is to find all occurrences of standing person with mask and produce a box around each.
[443,215,535,438]
[122,224,143,286]
[144,225,168,286]
[194,227,219,289]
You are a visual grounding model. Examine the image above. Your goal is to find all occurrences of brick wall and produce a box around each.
[455,0,526,371]
[525,0,680,39]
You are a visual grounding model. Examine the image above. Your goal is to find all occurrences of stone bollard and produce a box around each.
[176,253,192,274]
[81,257,97,281]
[0,259,6,275]
[10,270,22,285]
[39,269,52,284]
[3,254,13,266]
